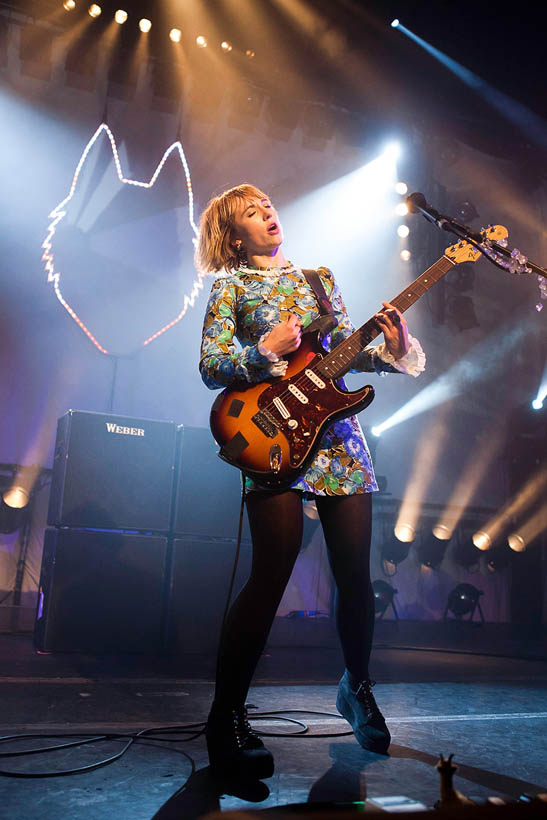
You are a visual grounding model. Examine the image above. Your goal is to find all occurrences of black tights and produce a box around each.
[213,490,374,710]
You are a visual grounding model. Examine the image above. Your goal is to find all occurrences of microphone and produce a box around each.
[406,192,450,230]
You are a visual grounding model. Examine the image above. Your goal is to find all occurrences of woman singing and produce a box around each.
[198,184,425,780]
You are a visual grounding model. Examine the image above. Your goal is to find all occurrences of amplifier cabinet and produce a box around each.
[167,535,252,653]
[34,529,168,652]
[173,426,251,540]
[48,410,176,531]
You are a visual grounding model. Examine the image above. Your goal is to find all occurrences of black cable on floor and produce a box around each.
[0,710,354,778]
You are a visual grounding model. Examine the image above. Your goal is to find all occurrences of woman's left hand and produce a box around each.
[374,302,409,360]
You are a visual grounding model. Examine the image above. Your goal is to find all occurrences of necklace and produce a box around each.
[240,261,294,272]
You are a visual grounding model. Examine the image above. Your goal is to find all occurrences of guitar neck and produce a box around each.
[317,254,455,380]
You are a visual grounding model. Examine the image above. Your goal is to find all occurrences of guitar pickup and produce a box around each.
[252,408,279,438]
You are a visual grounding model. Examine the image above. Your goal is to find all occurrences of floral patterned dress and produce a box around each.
[200,264,425,496]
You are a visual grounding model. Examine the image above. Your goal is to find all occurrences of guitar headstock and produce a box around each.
[445,225,508,265]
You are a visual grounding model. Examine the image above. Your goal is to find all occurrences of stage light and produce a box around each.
[0,500,24,534]
[418,535,448,569]
[508,533,525,552]
[455,200,479,222]
[381,536,410,576]
[221,41,233,52]
[228,80,266,129]
[245,49,255,59]
[531,370,547,411]
[169,28,182,43]
[139,18,152,33]
[196,35,207,48]
[395,202,408,216]
[395,181,407,195]
[371,426,381,437]
[372,580,398,618]
[3,485,29,509]
[453,538,482,571]
[473,530,491,550]
[114,9,127,24]
[486,544,510,572]
[394,523,415,543]
[432,524,451,540]
[383,142,401,160]
[88,4,101,17]
[391,19,400,28]
[63,0,76,10]
[445,584,484,621]
[0,469,30,533]
[508,507,547,552]
[400,249,411,262]
[397,224,409,238]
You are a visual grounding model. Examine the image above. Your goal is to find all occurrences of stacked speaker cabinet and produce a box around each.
[168,426,252,653]
[35,410,176,652]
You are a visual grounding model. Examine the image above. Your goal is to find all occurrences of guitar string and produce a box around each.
[260,227,496,419]
[260,256,454,421]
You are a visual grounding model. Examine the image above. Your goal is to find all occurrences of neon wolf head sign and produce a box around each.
[42,123,204,355]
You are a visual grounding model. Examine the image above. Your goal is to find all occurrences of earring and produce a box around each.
[234,239,247,267]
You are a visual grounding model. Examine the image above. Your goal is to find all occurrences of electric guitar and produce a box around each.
[210,226,508,490]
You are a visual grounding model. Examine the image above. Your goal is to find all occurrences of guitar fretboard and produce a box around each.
[316,255,455,380]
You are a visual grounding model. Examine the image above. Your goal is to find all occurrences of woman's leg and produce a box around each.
[315,491,374,681]
[315,491,390,752]
[213,488,304,710]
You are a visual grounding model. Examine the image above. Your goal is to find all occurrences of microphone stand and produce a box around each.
[406,193,547,299]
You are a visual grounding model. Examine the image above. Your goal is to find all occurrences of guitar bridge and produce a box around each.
[252,408,279,438]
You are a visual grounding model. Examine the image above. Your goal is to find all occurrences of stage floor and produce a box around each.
[1,627,546,818]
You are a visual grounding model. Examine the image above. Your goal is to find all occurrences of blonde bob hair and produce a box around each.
[195,183,269,274]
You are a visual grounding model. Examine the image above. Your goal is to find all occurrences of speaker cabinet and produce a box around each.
[48,410,176,531]
[34,529,168,652]
[173,426,250,540]
[167,535,252,653]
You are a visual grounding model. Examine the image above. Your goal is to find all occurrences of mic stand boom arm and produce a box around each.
[406,192,547,283]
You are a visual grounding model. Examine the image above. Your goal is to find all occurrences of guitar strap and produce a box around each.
[301,268,335,317]
[301,268,337,334]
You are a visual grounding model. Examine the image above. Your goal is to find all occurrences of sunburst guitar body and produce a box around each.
[210,328,375,490]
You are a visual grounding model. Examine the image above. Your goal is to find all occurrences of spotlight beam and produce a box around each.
[392,21,547,149]
[395,409,450,546]
[373,317,534,436]
[433,416,507,539]
[532,353,547,410]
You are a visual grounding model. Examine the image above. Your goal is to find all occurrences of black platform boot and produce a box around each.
[206,704,275,781]
[336,670,391,754]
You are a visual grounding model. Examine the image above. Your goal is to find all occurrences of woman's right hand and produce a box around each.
[263,314,302,356]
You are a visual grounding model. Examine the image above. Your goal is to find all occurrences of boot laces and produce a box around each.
[232,707,255,748]
[354,679,379,716]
